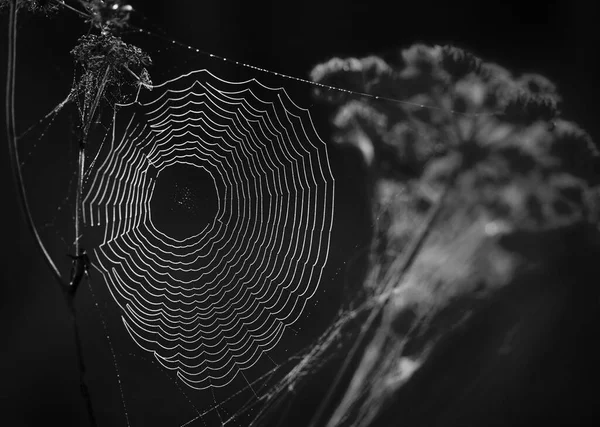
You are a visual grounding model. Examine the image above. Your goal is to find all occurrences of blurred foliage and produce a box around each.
[81,0,134,34]
[312,44,600,264]
[310,44,600,427]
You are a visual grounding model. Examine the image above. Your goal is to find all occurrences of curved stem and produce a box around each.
[6,3,98,426]
[6,0,66,290]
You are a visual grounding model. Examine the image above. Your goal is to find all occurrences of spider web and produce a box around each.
[16,23,353,425]
[14,16,476,427]
[83,67,336,391]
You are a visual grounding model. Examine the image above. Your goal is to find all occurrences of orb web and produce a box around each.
[82,69,335,390]
[150,163,219,240]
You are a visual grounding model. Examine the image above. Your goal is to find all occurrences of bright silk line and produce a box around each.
[82,69,335,390]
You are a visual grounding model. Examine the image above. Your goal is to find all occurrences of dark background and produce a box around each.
[1,1,598,426]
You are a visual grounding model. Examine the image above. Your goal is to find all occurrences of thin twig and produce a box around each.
[83,65,111,138]
[6,3,98,425]
[53,0,92,19]
[74,64,110,263]
[5,0,67,290]
[69,64,113,427]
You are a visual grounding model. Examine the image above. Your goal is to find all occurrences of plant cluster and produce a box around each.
[309,44,600,426]
[67,1,152,133]
[312,44,599,261]
[71,32,152,129]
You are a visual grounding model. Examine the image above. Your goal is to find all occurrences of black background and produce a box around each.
[1,1,598,426]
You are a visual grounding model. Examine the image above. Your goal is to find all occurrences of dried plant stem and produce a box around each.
[75,64,110,262]
[69,65,112,427]
[5,2,98,425]
[5,0,65,289]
